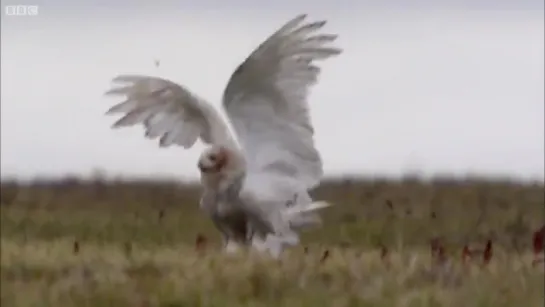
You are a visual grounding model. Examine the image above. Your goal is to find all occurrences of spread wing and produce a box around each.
[222,14,342,189]
[104,75,236,149]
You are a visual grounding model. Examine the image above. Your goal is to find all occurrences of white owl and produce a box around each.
[104,14,342,257]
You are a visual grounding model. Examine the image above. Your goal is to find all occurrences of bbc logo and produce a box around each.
[4,5,39,16]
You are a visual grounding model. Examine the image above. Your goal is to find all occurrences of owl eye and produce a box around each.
[209,155,217,161]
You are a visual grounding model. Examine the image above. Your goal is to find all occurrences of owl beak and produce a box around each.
[198,161,213,173]
[199,148,228,174]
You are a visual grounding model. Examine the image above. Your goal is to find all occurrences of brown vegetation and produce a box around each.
[1,176,544,306]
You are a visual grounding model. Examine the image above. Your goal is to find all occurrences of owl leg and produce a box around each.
[224,239,243,254]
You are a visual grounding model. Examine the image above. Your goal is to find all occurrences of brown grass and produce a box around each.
[1,176,544,306]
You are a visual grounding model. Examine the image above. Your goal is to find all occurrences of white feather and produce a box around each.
[105,75,237,149]
[283,201,331,217]
[103,14,342,257]
[223,14,341,189]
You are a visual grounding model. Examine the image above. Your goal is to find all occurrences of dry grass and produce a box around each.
[1,176,544,306]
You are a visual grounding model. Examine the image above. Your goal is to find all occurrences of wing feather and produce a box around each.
[104,75,236,149]
[222,14,342,188]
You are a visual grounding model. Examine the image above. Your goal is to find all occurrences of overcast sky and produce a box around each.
[1,1,543,181]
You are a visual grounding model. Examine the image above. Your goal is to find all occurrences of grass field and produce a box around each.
[1,176,544,306]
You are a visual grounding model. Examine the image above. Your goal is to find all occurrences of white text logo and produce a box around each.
[5,5,39,16]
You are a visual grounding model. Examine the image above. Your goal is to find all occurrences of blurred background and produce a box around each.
[2,0,543,181]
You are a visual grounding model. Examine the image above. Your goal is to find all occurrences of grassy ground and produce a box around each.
[1,176,544,306]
